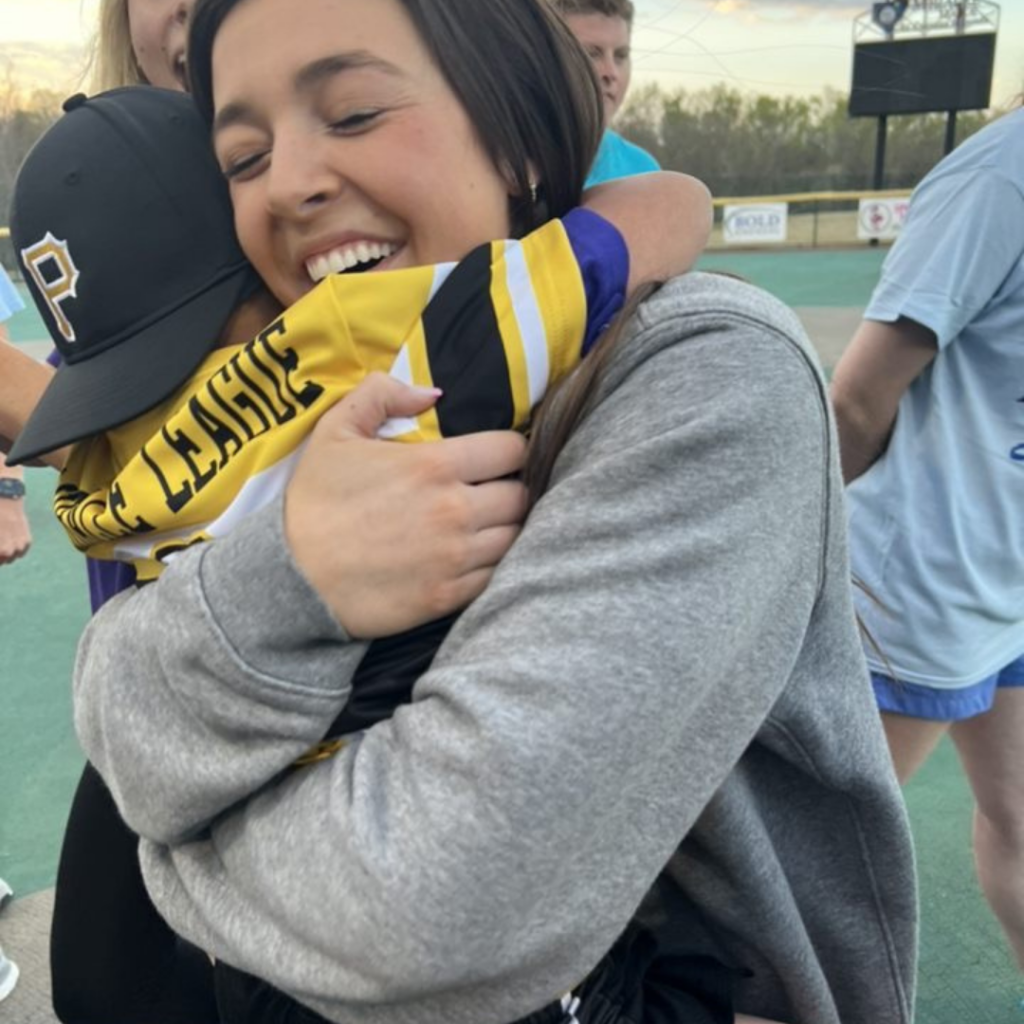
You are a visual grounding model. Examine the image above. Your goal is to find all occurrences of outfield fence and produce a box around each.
[708,188,912,250]
[0,187,914,267]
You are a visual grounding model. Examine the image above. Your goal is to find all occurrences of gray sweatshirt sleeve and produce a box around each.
[73,500,368,842]
[74,276,835,1024]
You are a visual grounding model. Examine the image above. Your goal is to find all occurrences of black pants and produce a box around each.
[214,919,741,1024]
[49,762,219,1024]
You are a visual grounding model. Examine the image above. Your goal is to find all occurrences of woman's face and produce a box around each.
[211,0,514,307]
[127,0,193,90]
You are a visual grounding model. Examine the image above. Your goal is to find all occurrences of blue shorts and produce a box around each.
[872,653,1024,721]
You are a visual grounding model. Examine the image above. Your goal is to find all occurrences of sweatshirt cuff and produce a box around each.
[197,496,362,688]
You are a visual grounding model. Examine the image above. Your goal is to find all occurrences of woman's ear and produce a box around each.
[500,159,541,200]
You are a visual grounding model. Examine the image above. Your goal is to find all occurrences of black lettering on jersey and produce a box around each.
[165,425,217,499]
[422,242,513,435]
[107,480,155,535]
[208,364,258,440]
[233,361,293,427]
[247,345,298,425]
[209,362,270,440]
[145,433,194,514]
[259,322,325,410]
[55,484,118,544]
[190,393,245,468]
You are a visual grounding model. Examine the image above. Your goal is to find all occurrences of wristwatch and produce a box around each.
[0,478,26,500]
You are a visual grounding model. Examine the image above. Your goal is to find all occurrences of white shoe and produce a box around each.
[0,949,19,1002]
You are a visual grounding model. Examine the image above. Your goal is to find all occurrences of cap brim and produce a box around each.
[8,268,256,466]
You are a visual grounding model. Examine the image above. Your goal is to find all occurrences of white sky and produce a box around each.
[2,0,1022,107]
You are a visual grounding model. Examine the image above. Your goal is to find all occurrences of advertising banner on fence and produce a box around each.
[857,197,910,241]
[723,203,788,245]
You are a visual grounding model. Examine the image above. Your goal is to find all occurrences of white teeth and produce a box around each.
[308,254,331,281]
[305,241,398,282]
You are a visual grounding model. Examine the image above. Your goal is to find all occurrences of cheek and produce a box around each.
[127,1,155,53]
[232,195,271,269]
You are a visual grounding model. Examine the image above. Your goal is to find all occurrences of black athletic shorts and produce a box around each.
[213,918,743,1024]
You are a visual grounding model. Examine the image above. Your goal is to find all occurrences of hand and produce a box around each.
[0,497,31,565]
[284,373,528,638]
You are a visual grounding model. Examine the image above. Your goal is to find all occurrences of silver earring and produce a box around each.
[529,180,539,204]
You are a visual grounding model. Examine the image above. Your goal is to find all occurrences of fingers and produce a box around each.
[463,523,523,575]
[464,479,528,533]
[439,430,528,485]
[316,373,442,442]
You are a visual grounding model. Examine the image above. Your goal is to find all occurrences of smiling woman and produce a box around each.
[204,0,516,307]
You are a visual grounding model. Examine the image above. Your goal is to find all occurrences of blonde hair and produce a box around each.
[87,0,147,93]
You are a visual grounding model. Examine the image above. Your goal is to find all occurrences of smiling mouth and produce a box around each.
[305,241,399,282]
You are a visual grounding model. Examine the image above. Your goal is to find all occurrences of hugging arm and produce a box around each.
[0,338,65,466]
[74,279,831,1020]
[74,378,528,841]
[583,171,713,290]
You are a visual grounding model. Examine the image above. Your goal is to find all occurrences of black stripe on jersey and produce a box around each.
[421,242,514,436]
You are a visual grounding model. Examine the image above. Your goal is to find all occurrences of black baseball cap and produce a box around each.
[8,87,261,465]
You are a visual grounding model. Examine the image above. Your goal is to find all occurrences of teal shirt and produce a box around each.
[585,129,659,187]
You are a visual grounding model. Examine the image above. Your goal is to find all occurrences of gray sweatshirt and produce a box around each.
[74,272,917,1024]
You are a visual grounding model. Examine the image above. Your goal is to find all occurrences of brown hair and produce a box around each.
[188,0,603,236]
[525,283,659,504]
[549,0,635,28]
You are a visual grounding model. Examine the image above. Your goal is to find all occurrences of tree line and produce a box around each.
[1,76,61,270]
[618,82,995,197]
[0,79,1004,269]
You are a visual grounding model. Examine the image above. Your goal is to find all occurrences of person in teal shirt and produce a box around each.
[554,0,660,186]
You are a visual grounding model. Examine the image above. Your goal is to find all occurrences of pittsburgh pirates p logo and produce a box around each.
[21,232,81,343]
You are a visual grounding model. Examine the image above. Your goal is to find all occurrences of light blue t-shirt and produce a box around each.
[585,129,659,188]
[848,107,1024,688]
[0,265,24,322]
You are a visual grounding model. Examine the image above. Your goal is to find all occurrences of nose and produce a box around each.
[265,132,340,221]
[595,54,617,86]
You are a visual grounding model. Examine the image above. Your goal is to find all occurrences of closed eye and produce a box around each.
[223,150,268,182]
[329,109,383,134]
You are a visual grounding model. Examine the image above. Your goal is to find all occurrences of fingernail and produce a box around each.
[410,386,443,398]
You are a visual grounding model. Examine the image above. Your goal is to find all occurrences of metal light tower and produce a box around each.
[851,0,1000,188]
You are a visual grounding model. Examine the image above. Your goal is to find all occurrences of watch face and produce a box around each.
[0,478,26,499]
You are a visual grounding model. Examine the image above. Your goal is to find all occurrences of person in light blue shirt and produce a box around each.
[0,264,22,320]
[831,105,1024,976]
[555,0,660,187]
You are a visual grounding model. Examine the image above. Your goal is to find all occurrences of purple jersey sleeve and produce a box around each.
[561,208,629,356]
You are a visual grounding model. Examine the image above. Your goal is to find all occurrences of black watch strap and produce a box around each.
[0,478,26,500]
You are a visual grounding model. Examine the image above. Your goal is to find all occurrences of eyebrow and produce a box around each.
[213,50,403,135]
